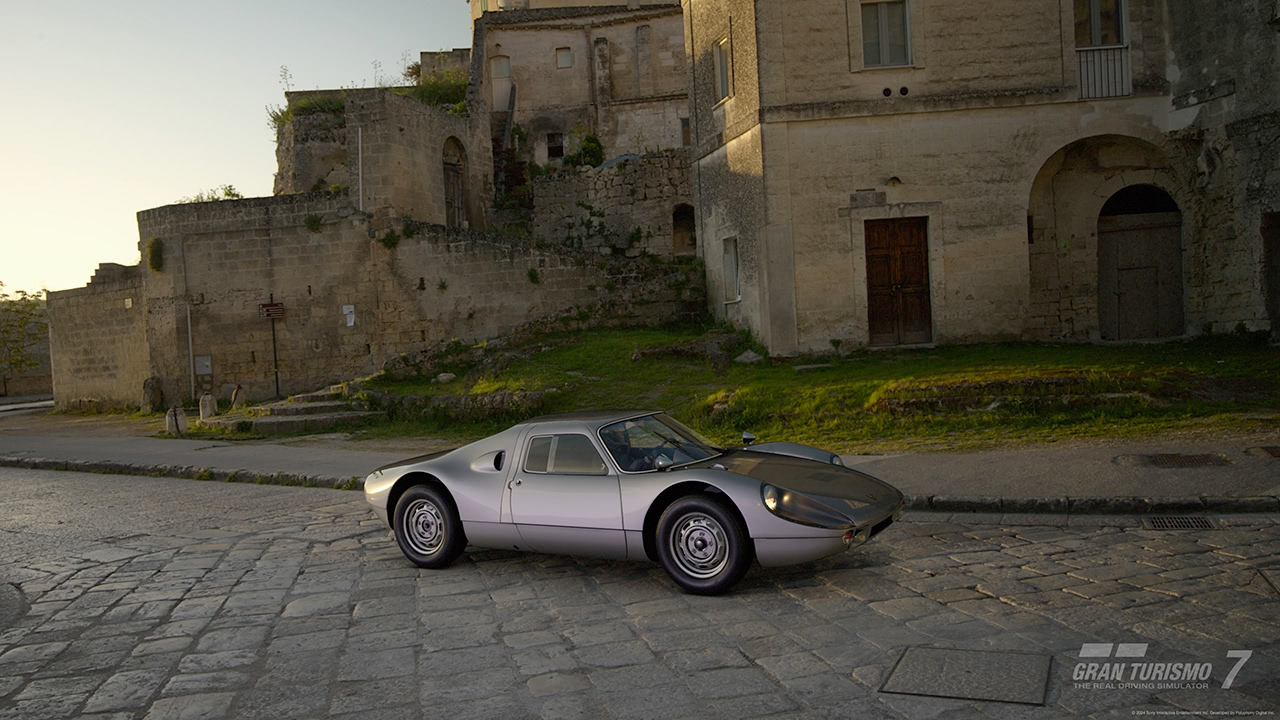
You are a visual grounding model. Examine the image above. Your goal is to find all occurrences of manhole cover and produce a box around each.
[1147,454,1228,468]
[880,647,1051,705]
[1143,516,1218,530]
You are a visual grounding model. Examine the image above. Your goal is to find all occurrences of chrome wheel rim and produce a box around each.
[669,511,729,579]
[404,498,445,555]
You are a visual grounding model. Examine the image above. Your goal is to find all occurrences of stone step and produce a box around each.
[203,410,383,436]
[249,400,367,417]
[289,389,345,403]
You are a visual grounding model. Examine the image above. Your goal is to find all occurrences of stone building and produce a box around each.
[683,0,1280,354]
[46,87,700,410]
[477,2,690,163]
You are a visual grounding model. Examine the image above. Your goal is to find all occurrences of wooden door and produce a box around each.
[444,163,464,229]
[1097,212,1182,340]
[866,217,932,346]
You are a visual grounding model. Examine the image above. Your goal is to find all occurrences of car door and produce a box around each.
[509,432,626,559]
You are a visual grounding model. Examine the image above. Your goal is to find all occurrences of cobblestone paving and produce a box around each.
[0,468,1277,719]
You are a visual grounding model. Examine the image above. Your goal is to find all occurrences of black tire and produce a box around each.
[392,484,466,569]
[655,494,753,595]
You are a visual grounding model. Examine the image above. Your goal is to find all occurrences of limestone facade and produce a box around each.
[532,150,693,256]
[683,0,1280,353]
[48,189,701,410]
[479,3,689,163]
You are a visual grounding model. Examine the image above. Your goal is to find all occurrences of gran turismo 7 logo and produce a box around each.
[1072,643,1252,690]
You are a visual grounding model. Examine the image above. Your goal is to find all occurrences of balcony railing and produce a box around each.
[1077,46,1132,99]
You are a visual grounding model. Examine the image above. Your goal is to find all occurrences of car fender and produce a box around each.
[623,468,849,541]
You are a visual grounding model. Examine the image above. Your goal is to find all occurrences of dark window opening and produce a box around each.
[547,133,564,159]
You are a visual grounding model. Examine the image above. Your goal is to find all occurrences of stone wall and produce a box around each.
[531,150,691,255]
[273,89,493,231]
[50,190,703,410]
[482,4,688,163]
[46,264,147,409]
[420,48,472,78]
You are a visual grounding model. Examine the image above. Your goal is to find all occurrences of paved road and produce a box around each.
[0,468,1277,719]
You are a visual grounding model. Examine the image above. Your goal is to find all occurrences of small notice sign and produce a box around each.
[259,302,285,319]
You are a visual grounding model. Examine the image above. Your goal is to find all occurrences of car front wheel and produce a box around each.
[393,484,465,569]
[656,494,753,595]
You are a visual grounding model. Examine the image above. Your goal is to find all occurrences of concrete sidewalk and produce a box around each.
[0,405,1277,514]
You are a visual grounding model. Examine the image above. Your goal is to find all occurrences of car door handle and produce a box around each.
[509,479,523,488]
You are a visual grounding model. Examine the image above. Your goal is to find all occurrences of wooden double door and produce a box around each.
[866,217,932,346]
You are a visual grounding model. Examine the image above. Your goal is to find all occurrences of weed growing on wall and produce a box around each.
[527,268,541,284]
[438,279,448,292]
[394,69,468,109]
[267,94,346,133]
[379,230,401,249]
[176,185,243,204]
[305,215,324,233]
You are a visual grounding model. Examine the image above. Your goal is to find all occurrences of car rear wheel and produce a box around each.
[393,484,465,569]
[656,494,752,595]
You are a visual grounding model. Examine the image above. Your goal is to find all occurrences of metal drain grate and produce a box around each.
[1254,447,1280,459]
[1147,454,1228,468]
[1143,516,1218,530]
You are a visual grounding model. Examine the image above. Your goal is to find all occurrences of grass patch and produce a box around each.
[354,328,1279,453]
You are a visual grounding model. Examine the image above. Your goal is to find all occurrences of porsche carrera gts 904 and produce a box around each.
[364,411,904,594]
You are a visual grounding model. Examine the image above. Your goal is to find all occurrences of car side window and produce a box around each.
[523,434,607,475]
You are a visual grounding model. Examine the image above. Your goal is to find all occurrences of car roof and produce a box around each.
[522,410,658,430]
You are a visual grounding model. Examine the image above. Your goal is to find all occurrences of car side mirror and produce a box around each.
[742,432,756,446]
[654,456,674,471]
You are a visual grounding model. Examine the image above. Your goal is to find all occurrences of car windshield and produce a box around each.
[598,413,722,473]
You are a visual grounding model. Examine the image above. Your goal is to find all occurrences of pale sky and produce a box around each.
[0,1,472,296]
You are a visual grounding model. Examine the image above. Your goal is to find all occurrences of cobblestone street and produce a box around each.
[0,467,1277,719]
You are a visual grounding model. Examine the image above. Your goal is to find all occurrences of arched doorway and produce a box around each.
[672,204,695,256]
[443,138,467,229]
[1097,185,1184,340]
[1026,134,1184,340]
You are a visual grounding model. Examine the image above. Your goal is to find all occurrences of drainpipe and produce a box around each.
[186,302,195,400]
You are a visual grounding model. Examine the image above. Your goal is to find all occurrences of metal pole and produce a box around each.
[186,302,195,400]
[270,293,281,398]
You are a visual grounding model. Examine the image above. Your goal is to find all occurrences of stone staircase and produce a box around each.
[201,385,383,436]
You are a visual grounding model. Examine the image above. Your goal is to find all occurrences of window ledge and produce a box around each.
[854,63,921,73]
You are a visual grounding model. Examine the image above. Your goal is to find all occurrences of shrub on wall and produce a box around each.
[394,69,467,109]
[305,215,324,233]
[147,238,164,272]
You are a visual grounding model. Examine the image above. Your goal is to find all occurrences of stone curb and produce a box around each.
[907,494,1280,515]
[3,457,1278,514]
[0,456,360,491]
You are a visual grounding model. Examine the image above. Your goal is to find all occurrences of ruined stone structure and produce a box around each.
[47,190,700,409]
[532,150,694,256]
[479,2,689,163]
[683,0,1280,354]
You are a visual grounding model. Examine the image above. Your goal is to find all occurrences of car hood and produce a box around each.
[689,449,902,507]
[374,448,456,474]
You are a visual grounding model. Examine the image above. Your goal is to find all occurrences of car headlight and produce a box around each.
[830,454,843,467]
[762,485,779,511]
[760,484,854,529]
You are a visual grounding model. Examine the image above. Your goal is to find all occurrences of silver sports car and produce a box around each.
[364,410,904,595]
